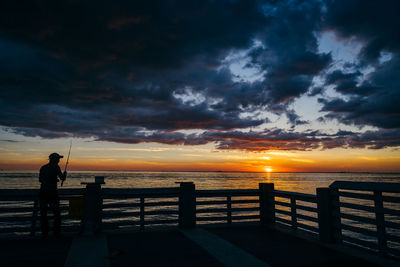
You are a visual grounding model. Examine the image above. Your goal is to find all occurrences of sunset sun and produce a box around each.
[265,167,272,172]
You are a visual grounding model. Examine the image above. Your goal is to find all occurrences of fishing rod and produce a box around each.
[61,140,72,187]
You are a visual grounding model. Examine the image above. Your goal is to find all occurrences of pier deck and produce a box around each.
[0,225,385,267]
[1,181,399,266]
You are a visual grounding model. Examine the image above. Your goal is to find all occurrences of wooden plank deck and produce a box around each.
[0,225,391,267]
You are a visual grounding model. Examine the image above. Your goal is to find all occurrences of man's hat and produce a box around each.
[49,153,64,159]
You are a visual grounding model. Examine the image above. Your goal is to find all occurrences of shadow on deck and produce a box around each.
[0,224,390,267]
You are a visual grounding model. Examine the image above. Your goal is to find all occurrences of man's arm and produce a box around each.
[57,166,67,181]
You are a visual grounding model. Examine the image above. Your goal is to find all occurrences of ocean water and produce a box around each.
[1,171,399,193]
[0,171,399,253]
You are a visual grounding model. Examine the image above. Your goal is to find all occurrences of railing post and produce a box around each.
[178,182,196,229]
[374,190,387,256]
[259,183,275,225]
[82,183,102,235]
[330,188,342,243]
[317,187,341,243]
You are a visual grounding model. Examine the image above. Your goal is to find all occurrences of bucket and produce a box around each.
[68,196,85,219]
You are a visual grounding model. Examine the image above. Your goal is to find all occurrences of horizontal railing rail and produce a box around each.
[102,200,179,209]
[102,187,180,198]
[196,189,259,197]
[330,181,400,192]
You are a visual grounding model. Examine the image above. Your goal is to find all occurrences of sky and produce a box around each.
[0,0,400,172]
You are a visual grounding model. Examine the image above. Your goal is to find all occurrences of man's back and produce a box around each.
[39,163,62,192]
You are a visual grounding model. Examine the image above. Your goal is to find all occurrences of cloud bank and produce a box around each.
[0,0,399,151]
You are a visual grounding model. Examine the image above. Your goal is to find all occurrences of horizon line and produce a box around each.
[1,170,400,174]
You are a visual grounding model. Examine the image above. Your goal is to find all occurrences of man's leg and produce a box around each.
[49,195,61,237]
[39,196,49,238]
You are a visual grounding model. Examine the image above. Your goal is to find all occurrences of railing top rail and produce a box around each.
[330,181,400,192]
[196,189,259,194]
[196,189,259,197]
[273,189,317,201]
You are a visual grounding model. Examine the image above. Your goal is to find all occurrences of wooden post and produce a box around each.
[290,196,297,229]
[227,196,232,224]
[178,182,196,229]
[374,191,387,256]
[82,183,102,235]
[317,187,341,243]
[330,188,342,243]
[317,188,332,242]
[259,183,275,225]
[140,197,145,230]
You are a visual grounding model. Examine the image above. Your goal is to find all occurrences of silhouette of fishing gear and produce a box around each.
[61,140,72,187]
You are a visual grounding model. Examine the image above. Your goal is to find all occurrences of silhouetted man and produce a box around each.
[39,153,67,238]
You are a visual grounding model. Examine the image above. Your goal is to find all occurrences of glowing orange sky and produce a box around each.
[1,138,399,172]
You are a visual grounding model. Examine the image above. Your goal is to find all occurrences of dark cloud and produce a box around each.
[0,139,23,143]
[0,0,266,69]
[249,1,332,103]
[11,124,397,152]
[0,0,269,134]
[286,110,309,128]
[317,0,400,132]
[308,86,324,97]
[0,0,399,151]
[320,54,400,129]
[324,0,400,65]
[207,129,322,151]
[324,70,378,95]
[196,129,400,151]
[216,128,400,151]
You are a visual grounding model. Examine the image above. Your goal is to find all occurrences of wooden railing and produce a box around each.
[196,189,260,224]
[102,187,180,230]
[273,190,319,234]
[0,181,399,260]
[0,189,84,235]
[326,181,400,258]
